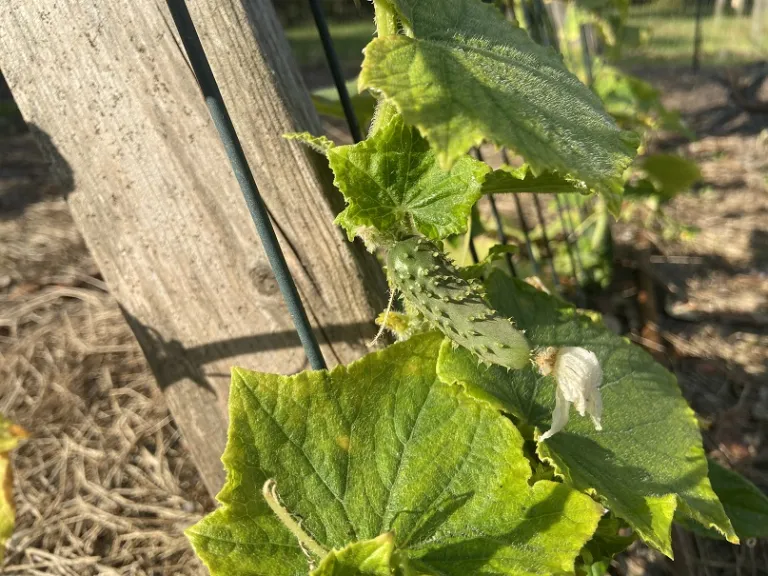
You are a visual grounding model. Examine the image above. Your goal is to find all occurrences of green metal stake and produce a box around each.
[167,0,327,370]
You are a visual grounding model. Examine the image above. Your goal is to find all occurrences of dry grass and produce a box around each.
[0,134,212,575]
[0,292,211,575]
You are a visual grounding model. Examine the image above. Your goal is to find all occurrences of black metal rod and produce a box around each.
[468,236,480,264]
[524,0,583,292]
[487,195,517,277]
[166,0,327,370]
[512,194,541,277]
[473,148,516,277]
[308,0,363,142]
[523,0,543,44]
[532,0,557,50]
[500,151,541,277]
[532,195,561,289]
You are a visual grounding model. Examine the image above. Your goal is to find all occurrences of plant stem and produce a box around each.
[373,0,398,37]
[369,99,398,135]
[368,1,400,134]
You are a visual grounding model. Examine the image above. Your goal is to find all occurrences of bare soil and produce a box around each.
[613,65,768,576]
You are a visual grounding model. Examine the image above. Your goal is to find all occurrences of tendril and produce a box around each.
[262,479,327,562]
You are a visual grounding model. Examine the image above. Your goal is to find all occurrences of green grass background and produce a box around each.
[283,3,767,75]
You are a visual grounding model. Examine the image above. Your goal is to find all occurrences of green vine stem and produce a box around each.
[373,0,398,37]
[369,0,400,134]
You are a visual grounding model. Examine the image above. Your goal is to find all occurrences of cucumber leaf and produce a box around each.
[677,461,768,541]
[482,164,589,195]
[328,113,489,242]
[359,0,638,194]
[437,273,737,557]
[285,132,336,155]
[187,333,603,576]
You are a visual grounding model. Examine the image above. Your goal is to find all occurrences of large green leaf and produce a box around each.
[359,0,638,194]
[328,114,489,242]
[436,273,737,557]
[187,333,603,576]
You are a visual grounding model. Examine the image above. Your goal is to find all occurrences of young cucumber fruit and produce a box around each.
[387,237,530,370]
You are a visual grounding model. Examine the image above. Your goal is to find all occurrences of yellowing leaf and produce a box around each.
[1,415,27,562]
[187,333,603,575]
[359,0,638,194]
[311,533,395,576]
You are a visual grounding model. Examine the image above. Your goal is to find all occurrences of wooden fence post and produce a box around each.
[0,0,386,496]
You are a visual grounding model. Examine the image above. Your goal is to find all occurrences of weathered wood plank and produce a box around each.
[0,0,385,496]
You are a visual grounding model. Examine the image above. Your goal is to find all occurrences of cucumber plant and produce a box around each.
[186,1,768,575]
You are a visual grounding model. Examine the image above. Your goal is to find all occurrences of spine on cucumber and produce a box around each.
[387,237,530,370]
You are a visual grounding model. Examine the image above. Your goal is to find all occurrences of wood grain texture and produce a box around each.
[0,0,386,496]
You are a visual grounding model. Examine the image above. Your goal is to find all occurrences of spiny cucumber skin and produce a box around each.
[387,237,530,370]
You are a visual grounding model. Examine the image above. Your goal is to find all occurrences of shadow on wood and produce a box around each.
[122,304,380,393]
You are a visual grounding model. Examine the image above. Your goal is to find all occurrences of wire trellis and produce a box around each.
[307,0,363,142]
[473,148,516,277]
[523,0,593,292]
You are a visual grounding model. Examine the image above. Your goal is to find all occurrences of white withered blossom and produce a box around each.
[535,346,603,441]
